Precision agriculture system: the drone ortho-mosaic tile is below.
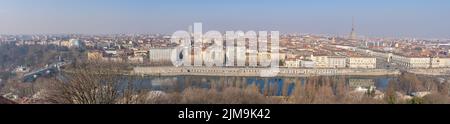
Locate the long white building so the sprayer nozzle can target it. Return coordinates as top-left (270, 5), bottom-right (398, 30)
top-left (347, 57), bottom-right (376, 69)
top-left (310, 55), bottom-right (347, 68)
top-left (149, 48), bottom-right (174, 63)
top-left (328, 56), bottom-right (347, 68)
top-left (359, 47), bottom-right (450, 68)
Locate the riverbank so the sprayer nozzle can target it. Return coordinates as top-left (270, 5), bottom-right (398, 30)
top-left (407, 68), bottom-right (450, 75)
top-left (132, 66), bottom-right (401, 77)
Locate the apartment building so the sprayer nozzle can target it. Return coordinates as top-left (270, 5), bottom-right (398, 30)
top-left (347, 57), bottom-right (376, 69)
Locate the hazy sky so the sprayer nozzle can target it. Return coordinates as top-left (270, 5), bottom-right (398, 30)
top-left (0, 0), bottom-right (449, 38)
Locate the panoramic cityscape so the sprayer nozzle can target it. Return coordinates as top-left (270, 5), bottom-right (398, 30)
top-left (1, 0), bottom-right (450, 104)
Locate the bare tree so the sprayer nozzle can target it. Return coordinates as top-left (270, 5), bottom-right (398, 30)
top-left (46, 62), bottom-right (142, 104)
top-left (385, 79), bottom-right (397, 104)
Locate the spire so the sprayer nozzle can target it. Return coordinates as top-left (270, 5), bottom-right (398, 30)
top-left (349, 17), bottom-right (357, 41)
top-left (352, 17), bottom-right (355, 31)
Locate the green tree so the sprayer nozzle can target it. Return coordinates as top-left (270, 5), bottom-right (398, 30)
top-left (408, 97), bottom-right (424, 104)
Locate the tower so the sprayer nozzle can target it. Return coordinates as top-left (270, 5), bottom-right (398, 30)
top-left (188, 25), bottom-right (193, 36)
top-left (349, 17), bottom-right (357, 41)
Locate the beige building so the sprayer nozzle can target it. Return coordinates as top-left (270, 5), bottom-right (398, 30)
top-left (284, 59), bottom-right (300, 68)
top-left (391, 54), bottom-right (409, 67)
top-left (258, 52), bottom-right (272, 66)
top-left (235, 46), bottom-right (247, 66)
top-left (149, 48), bottom-right (174, 64)
top-left (202, 50), bottom-right (224, 66)
top-left (311, 55), bottom-right (346, 68)
top-left (328, 56), bottom-right (347, 68)
top-left (347, 57), bottom-right (376, 69)
top-left (392, 55), bottom-right (430, 68)
top-left (356, 47), bottom-right (450, 69)
top-left (431, 58), bottom-right (450, 68)
top-left (408, 57), bottom-right (431, 68)
top-left (311, 55), bottom-right (329, 68)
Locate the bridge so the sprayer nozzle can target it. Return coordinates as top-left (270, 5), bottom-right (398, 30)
top-left (22, 62), bottom-right (69, 82)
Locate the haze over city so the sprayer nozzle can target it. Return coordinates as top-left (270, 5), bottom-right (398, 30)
top-left (3, 0), bottom-right (450, 110)
top-left (0, 0), bottom-right (449, 38)
top-left (3, 1), bottom-right (450, 123)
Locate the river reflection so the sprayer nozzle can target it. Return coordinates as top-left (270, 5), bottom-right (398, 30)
top-left (125, 76), bottom-right (395, 96)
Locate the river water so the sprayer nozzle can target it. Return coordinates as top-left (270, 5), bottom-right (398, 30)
top-left (123, 75), bottom-right (395, 96)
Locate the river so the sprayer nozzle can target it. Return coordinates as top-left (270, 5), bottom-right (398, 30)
top-left (122, 75), bottom-right (395, 96)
